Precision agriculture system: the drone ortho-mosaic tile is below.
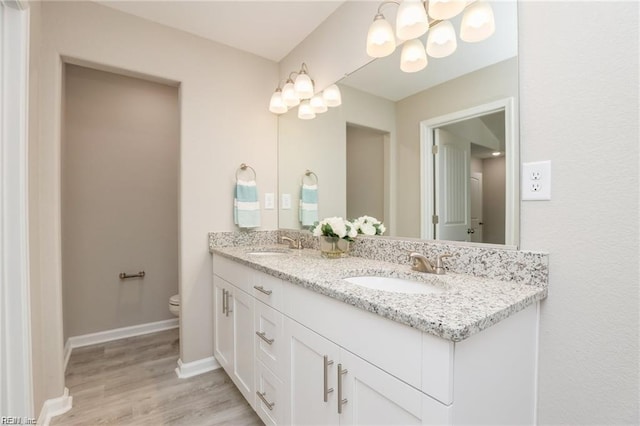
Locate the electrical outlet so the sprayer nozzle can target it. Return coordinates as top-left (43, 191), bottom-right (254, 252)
top-left (522, 161), bottom-right (551, 200)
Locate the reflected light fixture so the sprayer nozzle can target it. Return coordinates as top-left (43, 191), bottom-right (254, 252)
top-left (492, 151), bottom-right (501, 156)
top-left (268, 63), bottom-right (342, 119)
top-left (365, 0), bottom-right (496, 72)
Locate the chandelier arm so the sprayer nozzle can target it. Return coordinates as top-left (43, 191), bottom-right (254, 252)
top-left (376, 0), bottom-right (400, 15)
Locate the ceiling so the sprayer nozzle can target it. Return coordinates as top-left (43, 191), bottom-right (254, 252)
top-left (96, 0), bottom-right (346, 62)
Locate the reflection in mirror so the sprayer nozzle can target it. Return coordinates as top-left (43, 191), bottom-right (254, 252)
top-left (278, 1), bottom-right (518, 247)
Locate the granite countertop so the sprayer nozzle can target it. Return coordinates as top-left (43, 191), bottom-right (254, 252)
top-left (211, 245), bottom-right (547, 342)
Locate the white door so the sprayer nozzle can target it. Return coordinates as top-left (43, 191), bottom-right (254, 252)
top-left (435, 128), bottom-right (471, 242)
top-left (470, 172), bottom-right (483, 243)
top-left (232, 287), bottom-right (255, 405)
top-left (339, 350), bottom-right (451, 425)
top-left (285, 319), bottom-right (340, 425)
top-left (213, 276), bottom-right (233, 371)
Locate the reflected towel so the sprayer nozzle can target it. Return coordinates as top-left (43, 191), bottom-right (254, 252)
top-left (234, 179), bottom-right (260, 228)
top-left (299, 183), bottom-right (318, 227)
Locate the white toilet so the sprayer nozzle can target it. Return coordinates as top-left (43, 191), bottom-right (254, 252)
top-left (169, 294), bottom-right (180, 317)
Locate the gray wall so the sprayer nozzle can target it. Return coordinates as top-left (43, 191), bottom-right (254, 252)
top-left (346, 125), bottom-right (385, 221)
top-left (482, 156), bottom-right (505, 245)
top-left (519, 2), bottom-right (639, 423)
top-left (62, 64), bottom-right (179, 339)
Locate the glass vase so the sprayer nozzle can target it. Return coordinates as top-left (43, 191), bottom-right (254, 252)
top-left (319, 236), bottom-right (350, 259)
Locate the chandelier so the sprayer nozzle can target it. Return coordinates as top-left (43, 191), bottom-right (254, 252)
top-left (269, 63), bottom-right (342, 119)
top-left (366, 0), bottom-right (495, 72)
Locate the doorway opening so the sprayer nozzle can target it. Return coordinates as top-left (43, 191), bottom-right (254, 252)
top-left (419, 98), bottom-right (519, 246)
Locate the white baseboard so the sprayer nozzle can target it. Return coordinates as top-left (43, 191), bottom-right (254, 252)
top-left (64, 318), bottom-right (179, 371)
top-left (37, 387), bottom-right (72, 426)
top-left (175, 356), bottom-right (220, 379)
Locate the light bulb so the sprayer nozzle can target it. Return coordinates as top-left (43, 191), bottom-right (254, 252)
top-left (427, 0), bottom-right (467, 20)
top-left (322, 84), bottom-right (342, 107)
top-left (426, 20), bottom-right (457, 58)
top-left (396, 0), bottom-right (429, 40)
top-left (366, 15), bottom-right (395, 58)
top-left (310, 94), bottom-right (328, 113)
top-left (298, 100), bottom-right (316, 120)
top-left (400, 39), bottom-right (428, 73)
top-left (268, 89), bottom-right (287, 114)
top-left (460, 0), bottom-right (495, 42)
top-left (282, 80), bottom-right (300, 107)
top-left (294, 72), bottom-right (314, 99)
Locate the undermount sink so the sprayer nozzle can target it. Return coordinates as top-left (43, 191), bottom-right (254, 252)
top-left (344, 276), bottom-right (444, 295)
top-left (246, 248), bottom-right (291, 256)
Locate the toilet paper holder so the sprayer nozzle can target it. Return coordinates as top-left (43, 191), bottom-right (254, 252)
top-left (119, 271), bottom-right (145, 280)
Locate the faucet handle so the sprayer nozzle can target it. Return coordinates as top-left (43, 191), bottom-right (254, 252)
top-left (435, 253), bottom-right (453, 268)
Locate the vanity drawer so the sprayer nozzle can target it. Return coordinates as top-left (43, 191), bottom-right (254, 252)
top-left (254, 300), bottom-right (286, 379)
top-left (252, 271), bottom-right (283, 311)
top-left (213, 254), bottom-right (252, 293)
top-left (255, 359), bottom-right (286, 426)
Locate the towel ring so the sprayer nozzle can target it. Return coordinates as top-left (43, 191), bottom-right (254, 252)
top-left (302, 169), bottom-right (318, 185)
top-left (236, 163), bottom-right (257, 181)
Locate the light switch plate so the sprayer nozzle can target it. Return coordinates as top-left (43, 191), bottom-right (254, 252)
top-left (522, 161), bottom-right (551, 200)
top-left (264, 193), bottom-right (275, 209)
top-left (281, 193), bottom-right (291, 209)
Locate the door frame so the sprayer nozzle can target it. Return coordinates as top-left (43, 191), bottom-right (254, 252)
top-left (419, 98), bottom-right (519, 247)
top-left (0, 0), bottom-right (34, 417)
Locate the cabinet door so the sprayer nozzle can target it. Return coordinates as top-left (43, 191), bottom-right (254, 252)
top-left (339, 350), bottom-right (451, 426)
top-left (213, 275), bottom-right (233, 371)
top-left (285, 319), bottom-right (340, 426)
top-left (231, 287), bottom-right (255, 406)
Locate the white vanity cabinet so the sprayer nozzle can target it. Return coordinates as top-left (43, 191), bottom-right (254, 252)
top-left (212, 253), bottom-right (539, 425)
top-left (212, 262), bottom-right (255, 407)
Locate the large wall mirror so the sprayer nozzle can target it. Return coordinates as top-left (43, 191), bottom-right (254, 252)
top-left (278, 1), bottom-right (519, 247)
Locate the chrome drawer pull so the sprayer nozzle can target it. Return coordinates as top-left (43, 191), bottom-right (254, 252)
top-left (253, 285), bottom-right (273, 296)
top-left (222, 289), bottom-right (227, 314)
top-left (256, 391), bottom-right (275, 410)
top-left (256, 331), bottom-right (274, 345)
top-left (338, 363), bottom-right (348, 414)
top-left (323, 355), bottom-right (334, 402)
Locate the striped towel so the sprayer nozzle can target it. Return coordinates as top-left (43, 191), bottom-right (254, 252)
top-left (234, 179), bottom-right (260, 228)
top-left (299, 183), bottom-right (318, 227)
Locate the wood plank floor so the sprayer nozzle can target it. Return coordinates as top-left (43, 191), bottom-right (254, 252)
top-left (52, 328), bottom-right (263, 426)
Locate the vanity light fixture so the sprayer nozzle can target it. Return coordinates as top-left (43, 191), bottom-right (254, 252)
top-left (366, 0), bottom-right (495, 72)
top-left (268, 62), bottom-right (342, 118)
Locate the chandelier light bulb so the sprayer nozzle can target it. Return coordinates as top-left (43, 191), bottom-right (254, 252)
top-left (366, 14), bottom-right (396, 58)
top-left (400, 39), bottom-right (428, 73)
top-left (282, 80), bottom-right (300, 107)
top-left (298, 100), bottom-right (316, 120)
top-left (294, 72), bottom-right (314, 99)
top-left (322, 84), bottom-right (342, 107)
top-left (460, 0), bottom-right (495, 42)
top-left (427, 0), bottom-right (467, 20)
top-left (268, 89), bottom-right (288, 114)
top-left (395, 0), bottom-right (429, 40)
top-left (426, 20), bottom-right (458, 58)
top-left (310, 94), bottom-right (328, 113)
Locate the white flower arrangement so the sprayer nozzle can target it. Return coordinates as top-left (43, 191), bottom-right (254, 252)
top-left (353, 215), bottom-right (386, 236)
top-left (311, 217), bottom-right (358, 241)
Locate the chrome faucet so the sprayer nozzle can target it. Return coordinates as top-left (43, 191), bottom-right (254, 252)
top-left (409, 252), bottom-right (453, 275)
top-left (281, 236), bottom-right (302, 250)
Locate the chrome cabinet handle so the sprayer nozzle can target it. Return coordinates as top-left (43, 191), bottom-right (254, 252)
top-left (256, 391), bottom-right (275, 411)
top-left (256, 331), bottom-right (274, 345)
top-left (323, 355), bottom-right (334, 402)
top-left (222, 289), bottom-right (227, 314)
top-left (225, 290), bottom-right (232, 317)
top-left (337, 363), bottom-right (348, 414)
top-left (253, 285), bottom-right (273, 296)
